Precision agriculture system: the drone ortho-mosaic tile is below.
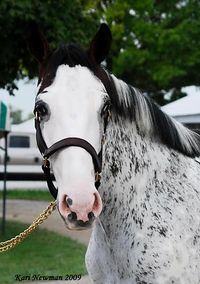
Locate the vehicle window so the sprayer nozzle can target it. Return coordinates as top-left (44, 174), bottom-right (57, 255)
top-left (9, 136), bottom-right (30, 148)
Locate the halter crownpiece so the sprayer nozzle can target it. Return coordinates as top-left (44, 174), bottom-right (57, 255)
top-left (34, 105), bottom-right (111, 199)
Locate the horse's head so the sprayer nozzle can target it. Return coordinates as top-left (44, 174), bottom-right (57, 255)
top-left (29, 24), bottom-right (112, 230)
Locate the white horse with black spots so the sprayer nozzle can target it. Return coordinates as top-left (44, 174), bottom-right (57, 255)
top-left (28, 23), bottom-right (200, 284)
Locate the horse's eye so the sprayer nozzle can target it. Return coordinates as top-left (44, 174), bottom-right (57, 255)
top-left (34, 101), bottom-right (48, 117)
top-left (101, 101), bottom-right (111, 117)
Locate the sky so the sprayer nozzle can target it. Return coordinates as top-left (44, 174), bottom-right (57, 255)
top-left (0, 78), bottom-right (200, 121)
top-left (0, 78), bottom-right (37, 120)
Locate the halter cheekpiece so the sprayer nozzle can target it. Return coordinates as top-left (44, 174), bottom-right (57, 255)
top-left (34, 105), bottom-right (111, 199)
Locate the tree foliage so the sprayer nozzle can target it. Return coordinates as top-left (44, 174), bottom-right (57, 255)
top-left (10, 108), bottom-right (23, 124)
top-left (85, 0), bottom-right (200, 104)
top-left (1, 0), bottom-right (200, 104)
top-left (0, 0), bottom-right (97, 95)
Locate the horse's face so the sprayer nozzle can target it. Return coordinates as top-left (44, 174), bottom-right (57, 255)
top-left (37, 65), bottom-right (109, 229)
top-left (29, 24), bottom-right (112, 230)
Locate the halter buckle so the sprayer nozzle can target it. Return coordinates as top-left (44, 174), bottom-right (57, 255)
top-left (43, 158), bottom-right (50, 168)
top-left (95, 172), bottom-right (101, 182)
top-left (35, 111), bottom-right (40, 122)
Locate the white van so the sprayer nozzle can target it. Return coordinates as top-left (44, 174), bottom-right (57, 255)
top-left (0, 119), bottom-right (45, 189)
top-left (0, 132), bottom-right (42, 165)
top-left (0, 119), bottom-right (42, 165)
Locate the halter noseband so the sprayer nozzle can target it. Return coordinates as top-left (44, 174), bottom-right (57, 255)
top-left (34, 106), bottom-right (111, 199)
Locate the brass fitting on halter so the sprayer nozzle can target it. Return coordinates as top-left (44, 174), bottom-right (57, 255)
top-left (43, 157), bottom-right (50, 168)
top-left (95, 172), bottom-right (101, 182)
top-left (35, 111), bottom-right (40, 122)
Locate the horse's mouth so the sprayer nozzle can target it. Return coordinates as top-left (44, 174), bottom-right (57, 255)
top-left (64, 219), bottom-right (94, 231)
top-left (59, 212), bottom-right (95, 231)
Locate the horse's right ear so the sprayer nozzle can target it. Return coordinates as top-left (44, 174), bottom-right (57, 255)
top-left (26, 22), bottom-right (49, 63)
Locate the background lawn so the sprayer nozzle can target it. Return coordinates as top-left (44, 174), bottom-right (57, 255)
top-left (0, 189), bottom-right (52, 201)
top-left (0, 220), bottom-right (87, 283)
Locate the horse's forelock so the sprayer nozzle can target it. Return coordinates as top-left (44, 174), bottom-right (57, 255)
top-left (37, 44), bottom-right (95, 94)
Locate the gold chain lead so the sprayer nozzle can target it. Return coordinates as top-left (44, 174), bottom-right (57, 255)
top-left (0, 201), bottom-right (57, 252)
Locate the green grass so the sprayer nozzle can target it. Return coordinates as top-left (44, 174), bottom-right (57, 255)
top-left (0, 220), bottom-right (87, 283)
top-left (0, 190), bottom-right (52, 201)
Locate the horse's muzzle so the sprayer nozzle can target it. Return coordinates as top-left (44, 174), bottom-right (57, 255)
top-left (57, 190), bottom-right (102, 230)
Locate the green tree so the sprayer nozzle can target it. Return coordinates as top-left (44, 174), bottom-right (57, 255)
top-left (0, 0), bottom-right (97, 95)
top-left (10, 109), bottom-right (23, 124)
top-left (85, 0), bottom-right (200, 104)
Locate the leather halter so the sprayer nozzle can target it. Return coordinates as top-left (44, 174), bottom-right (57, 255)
top-left (34, 108), bottom-right (111, 199)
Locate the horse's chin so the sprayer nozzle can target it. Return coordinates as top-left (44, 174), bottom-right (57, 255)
top-left (63, 220), bottom-right (94, 231)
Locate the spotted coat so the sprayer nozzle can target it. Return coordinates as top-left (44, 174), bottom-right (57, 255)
top-left (86, 118), bottom-right (200, 284)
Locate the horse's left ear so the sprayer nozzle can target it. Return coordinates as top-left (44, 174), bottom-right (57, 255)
top-left (88, 23), bottom-right (112, 64)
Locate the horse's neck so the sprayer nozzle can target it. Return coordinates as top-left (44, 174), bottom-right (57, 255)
top-left (102, 118), bottom-right (171, 185)
top-left (100, 118), bottom-right (190, 223)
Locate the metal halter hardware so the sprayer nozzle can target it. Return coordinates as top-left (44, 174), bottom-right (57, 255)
top-left (34, 108), bottom-right (111, 199)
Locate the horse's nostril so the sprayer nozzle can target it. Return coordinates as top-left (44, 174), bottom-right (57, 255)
top-left (88, 212), bottom-right (95, 221)
top-left (68, 211), bottom-right (77, 222)
top-left (66, 198), bottom-right (73, 207)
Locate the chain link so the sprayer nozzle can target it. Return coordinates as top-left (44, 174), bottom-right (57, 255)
top-left (0, 201), bottom-right (57, 252)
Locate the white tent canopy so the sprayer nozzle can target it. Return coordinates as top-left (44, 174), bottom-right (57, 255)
top-left (11, 118), bottom-right (35, 133)
top-left (161, 92), bottom-right (200, 124)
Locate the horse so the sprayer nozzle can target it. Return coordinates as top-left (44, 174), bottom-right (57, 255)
top-left (29, 23), bottom-right (200, 283)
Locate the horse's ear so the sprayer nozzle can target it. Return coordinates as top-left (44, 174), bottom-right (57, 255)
top-left (88, 23), bottom-right (112, 64)
top-left (26, 22), bottom-right (49, 63)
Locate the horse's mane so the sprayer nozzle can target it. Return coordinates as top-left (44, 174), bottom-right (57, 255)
top-left (108, 74), bottom-right (200, 158)
top-left (40, 44), bottom-right (200, 158)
